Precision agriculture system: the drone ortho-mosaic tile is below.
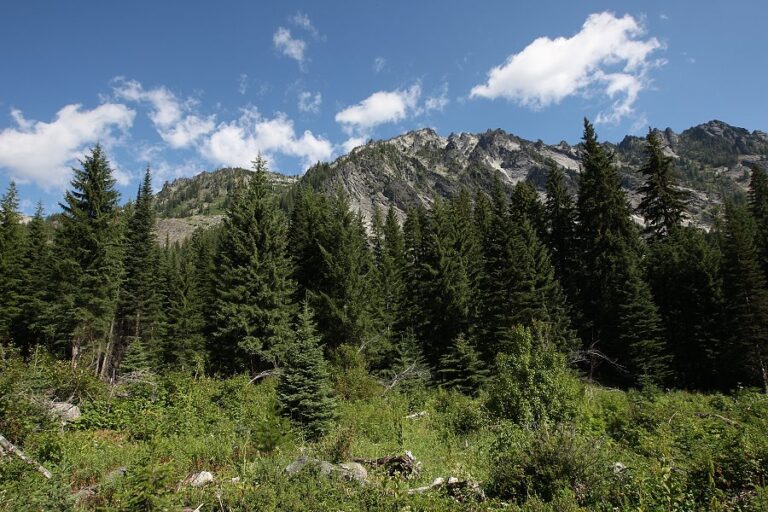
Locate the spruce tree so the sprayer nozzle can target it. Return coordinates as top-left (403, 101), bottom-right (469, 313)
top-left (0, 182), bottom-right (25, 346)
top-left (376, 207), bottom-right (406, 341)
top-left (277, 301), bottom-right (336, 439)
top-left (720, 201), bottom-right (768, 390)
top-left (636, 128), bottom-right (689, 240)
top-left (576, 119), bottom-right (669, 386)
top-left (212, 157), bottom-right (296, 372)
top-left (509, 180), bottom-right (546, 239)
top-left (117, 168), bottom-right (164, 372)
top-left (53, 145), bottom-right (122, 369)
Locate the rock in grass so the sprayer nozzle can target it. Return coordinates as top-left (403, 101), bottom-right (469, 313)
top-left (188, 471), bottom-right (214, 487)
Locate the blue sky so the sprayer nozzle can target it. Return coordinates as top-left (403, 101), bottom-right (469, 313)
top-left (1, 0), bottom-right (767, 213)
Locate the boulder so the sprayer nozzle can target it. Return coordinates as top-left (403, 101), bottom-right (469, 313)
top-left (338, 462), bottom-right (368, 482)
top-left (188, 471), bottom-right (214, 487)
top-left (49, 402), bottom-right (81, 423)
top-left (285, 456), bottom-right (368, 483)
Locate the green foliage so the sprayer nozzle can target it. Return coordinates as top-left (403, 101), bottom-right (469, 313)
top-left (277, 302), bottom-right (337, 439)
top-left (486, 326), bottom-right (580, 426)
top-left (0, 182), bottom-right (26, 346)
top-left (212, 157), bottom-right (296, 372)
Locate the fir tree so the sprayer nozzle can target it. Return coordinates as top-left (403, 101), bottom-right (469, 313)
top-left (647, 227), bottom-right (723, 389)
top-left (576, 119), bottom-right (669, 386)
top-left (0, 182), bottom-right (25, 345)
top-left (510, 180), bottom-right (546, 239)
top-left (53, 145), bottom-right (122, 370)
top-left (437, 333), bottom-right (488, 395)
top-left (636, 128), bottom-right (689, 240)
top-left (277, 301), bottom-right (337, 439)
top-left (544, 165), bottom-right (579, 306)
top-left (376, 207), bottom-right (406, 341)
top-left (16, 203), bottom-right (54, 354)
top-left (212, 157), bottom-right (296, 372)
top-left (720, 201), bottom-right (768, 390)
top-left (117, 168), bottom-right (164, 372)
top-left (749, 166), bottom-right (768, 276)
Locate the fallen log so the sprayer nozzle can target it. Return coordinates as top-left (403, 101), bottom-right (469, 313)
top-left (0, 433), bottom-right (52, 479)
top-left (407, 476), bottom-right (486, 502)
top-left (353, 450), bottom-right (421, 478)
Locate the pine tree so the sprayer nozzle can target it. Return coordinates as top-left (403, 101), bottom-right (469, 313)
top-left (576, 119), bottom-right (669, 386)
top-left (277, 301), bottom-right (336, 439)
top-left (0, 182), bottom-right (25, 346)
top-left (510, 180), bottom-right (546, 239)
top-left (376, 207), bottom-right (406, 341)
top-left (437, 333), bottom-right (488, 395)
top-left (720, 201), bottom-right (768, 390)
top-left (16, 203), bottom-right (54, 354)
top-left (117, 168), bottom-right (164, 372)
top-left (636, 128), bottom-right (689, 240)
top-left (53, 145), bottom-right (122, 370)
top-left (212, 157), bottom-right (296, 372)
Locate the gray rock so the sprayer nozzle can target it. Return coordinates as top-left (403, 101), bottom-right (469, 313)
top-left (188, 471), bottom-right (214, 487)
top-left (49, 401), bottom-right (80, 423)
top-left (338, 462), bottom-right (368, 482)
top-left (285, 456), bottom-right (368, 482)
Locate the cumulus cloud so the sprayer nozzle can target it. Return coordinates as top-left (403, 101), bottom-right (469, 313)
top-left (470, 12), bottom-right (663, 124)
top-left (0, 103), bottom-right (134, 188)
top-left (113, 78), bottom-right (214, 148)
top-left (298, 91), bottom-right (322, 114)
top-left (335, 84), bottom-right (421, 134)
top-left (201, 108), bottom-right (333, 171)
top-left (273, 27), bottom-right (307, 69)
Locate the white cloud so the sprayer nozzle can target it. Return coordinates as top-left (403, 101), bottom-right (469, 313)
top-left (341, 136), bottom-right (368, 154)
top-left (335, 84), bottom-right (421, 133)
top-left (273, 27), bottom-right (307, 69)
top-left (0, 103), bottom-right (134, 189)
top-left (238, 74), bottom-right (248, 95)
top-left (470, 12), bottom-right (663, 124)
top-left (373, 57), bottom-right (386, 73)
top-left (424, 83), bottom-right (450, 113)
top-left (291, 12), bottom-right (323, 40)
top-left (201, 108), bottom-right (333, 171)
top-left (113, 78), bottom-right (214, 148)
top-left (298, 91), bottom-right (322, 114)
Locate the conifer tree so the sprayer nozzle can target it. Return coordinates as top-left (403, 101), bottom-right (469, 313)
top-left (636, 128), bottom-right (689, 240)
top-left (437, 333), bottom-right (488, 395)
top-left (0, 182), bottom-right (25, 345)
top-left (647, 227), bottom-right (723, 389)
top-left (161, 247), bottom-right (206, 371)
top-left (277, 301), bottom-right (336, 439)
top-left (509, 180), bottom-right (546, 238)
top-left (376, 207), bottom-right (406, 340)
top-left (16, 203), bottom-right (54, 354)
top-left (576, 119), bottom-right (669, 385)
top-left (545, 165), bottom-right (579, 305)
top-left (749, 166), bottom-right (768, 276)
top-left (53, 145), bottom-right (122, 369)
top-left (212, 157), bottom-right (296, 372)
top-left (118, 168), bottom-right (164, 372)
top-left (720, 201), bottom-right (768, 390)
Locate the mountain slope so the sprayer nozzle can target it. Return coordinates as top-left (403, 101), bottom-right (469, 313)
top-left (154, 120), bottom-right (768, 241)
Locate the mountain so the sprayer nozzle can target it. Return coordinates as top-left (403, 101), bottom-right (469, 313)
top-left (154, 120), bottom-right (768, 242)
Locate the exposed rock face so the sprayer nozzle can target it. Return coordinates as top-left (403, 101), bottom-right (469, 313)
top-left (154, 120), bottom-right (768, 238)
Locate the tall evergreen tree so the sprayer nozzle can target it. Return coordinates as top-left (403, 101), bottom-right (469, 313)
top-left (211, 157), bottom-right (296, 372)
top-left (0, 182), bottom-right (25, 346)
top-left (376, 207), bottom-right (406, 341)
top-left (749, 166), bottom-right (768, 276)
top-left (437, 333), bottom-right (488, 395)
top-left (576, 119), bottom-right (669, 386)
top-left (509, 180), bottom-right (546, 239)
top-left (277, 301), bottom-right (337, 439)
top-left (53, 145), bottom-right (122, 370)
top-left (117, 168), bottom-right (164, 373)
top-left (544, 165), bottom-right (579, 306)
top-left (720, 201), bottom-right (768, 390)
top-left (636, 128), bottom-right (689, 240)
top-left (16, 203), bottom-right (54, 354)
top-left (647, 227), bottom-right (723, 389)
